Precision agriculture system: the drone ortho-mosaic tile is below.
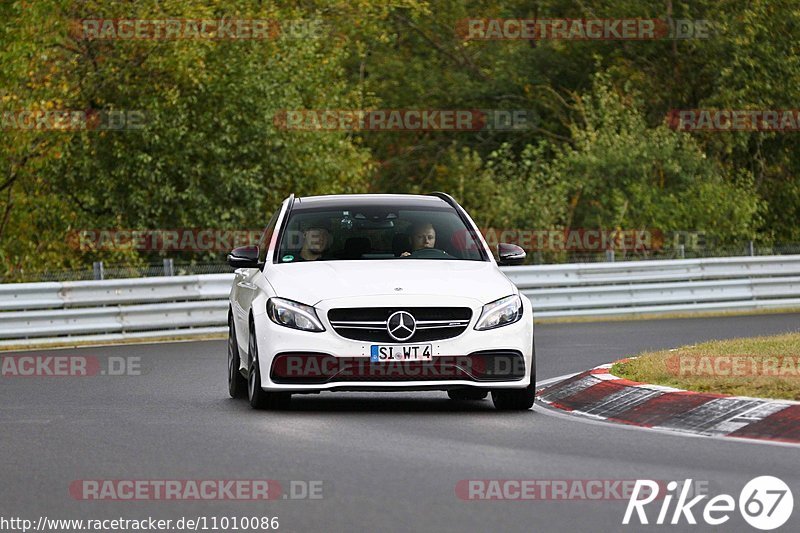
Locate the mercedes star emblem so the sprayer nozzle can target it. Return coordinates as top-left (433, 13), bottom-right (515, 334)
top-left (386, 311), bottom-right (416, 341)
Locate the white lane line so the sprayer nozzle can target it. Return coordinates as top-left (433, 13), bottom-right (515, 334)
top-left (535, 373), bottom-right (580, 388)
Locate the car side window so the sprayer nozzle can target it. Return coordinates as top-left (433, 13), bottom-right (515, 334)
top-left (258, 210), bottom-right (280, 263)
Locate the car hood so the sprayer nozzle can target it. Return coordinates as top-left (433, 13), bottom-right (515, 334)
top-left (265, 260), bottom-right (516, 306)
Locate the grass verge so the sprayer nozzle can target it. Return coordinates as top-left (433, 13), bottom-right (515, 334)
top-left (612, 332), bottom-right (800, 401)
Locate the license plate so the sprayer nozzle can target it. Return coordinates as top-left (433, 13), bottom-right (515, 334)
top-left (370, 344), bottom-right (432, 362)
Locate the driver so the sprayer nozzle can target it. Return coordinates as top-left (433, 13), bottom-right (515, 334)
top-left (298, 220), bottom-right (331, 261)
top-left (401, 222), bottom-right (436, 257)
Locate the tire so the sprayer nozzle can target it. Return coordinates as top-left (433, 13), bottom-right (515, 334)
top-left (228, 313), bottom-right (247, 398)
top-left (491, 384), bottom-right (536, 410)
top-left (247, 321), bottom-right (291, 410)
top-left (491, 335), bottom-right (537, 411)
top-left (447, 389), bottom-right (488, 401)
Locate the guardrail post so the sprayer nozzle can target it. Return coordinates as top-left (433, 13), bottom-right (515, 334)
top-left (92, 261), bottom-right (104, 280)
top-left (605, 249), bottom-right (615, 262)
top-left (163, 258), bottom-right (174, 276)
top-left (679, 244), bottom-right (685, 259)
top-left (748, 241), bottom-right (754, 256)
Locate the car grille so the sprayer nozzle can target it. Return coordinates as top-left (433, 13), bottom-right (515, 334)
top-left (327, 307), bottom-right (472, 343)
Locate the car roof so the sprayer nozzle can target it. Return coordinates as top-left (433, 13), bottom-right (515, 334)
top-left (292, 193), bottom-right (450, 210)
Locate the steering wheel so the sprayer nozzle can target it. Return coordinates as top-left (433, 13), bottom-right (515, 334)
top-left (408, 247), bottom-right (451, 259)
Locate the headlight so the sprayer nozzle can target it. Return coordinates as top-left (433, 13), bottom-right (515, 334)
top-left (267, 298), bottom-right (325, 332)
top-left (474, 295), bottom-right (523, 330)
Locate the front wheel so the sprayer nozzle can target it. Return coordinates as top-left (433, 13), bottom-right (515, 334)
top-left (248, 324), bottom-right (291, 410)
top-left (491, 384), bottom-right (536, 410)
top-left (228, 314), bottom-right (247, 398)
top-left (492, 332), bottom-right (537, 411)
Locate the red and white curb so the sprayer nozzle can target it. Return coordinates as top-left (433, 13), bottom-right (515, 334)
top-left (536, 362), bottom-right (800, 445)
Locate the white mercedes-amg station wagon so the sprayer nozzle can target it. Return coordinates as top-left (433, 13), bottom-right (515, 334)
top-left (227, 193), bottom-right (535, 410)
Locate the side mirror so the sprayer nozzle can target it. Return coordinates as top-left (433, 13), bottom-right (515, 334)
top-left (497, 243), bottom-right (526, 266)
top-left (227, 246), bottom-right (261, 269)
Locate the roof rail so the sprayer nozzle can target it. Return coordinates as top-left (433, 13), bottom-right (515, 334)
top-left (428, 191), bottom-right (458, 207)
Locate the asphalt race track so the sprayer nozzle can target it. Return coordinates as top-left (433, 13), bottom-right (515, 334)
top-left (2, 313), bottom-right (799, 533)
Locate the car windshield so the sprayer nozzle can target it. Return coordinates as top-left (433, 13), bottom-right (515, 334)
top-left (276, 202), bottom-right (486, 263)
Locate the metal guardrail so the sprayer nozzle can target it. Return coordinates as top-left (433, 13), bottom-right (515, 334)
top-left (507, 255), bottom-right (800, 318)
top-left (1, 256), bottom-right (800, 347)
top-left (0, 275), bottom-right (233, 347)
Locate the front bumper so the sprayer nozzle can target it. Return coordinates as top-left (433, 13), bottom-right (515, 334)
top-left (252, 294), bottom-right (534, 392)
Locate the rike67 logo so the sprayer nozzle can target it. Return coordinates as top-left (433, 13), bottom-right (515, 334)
top-left (624, 477), bottom-right (793, 530)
